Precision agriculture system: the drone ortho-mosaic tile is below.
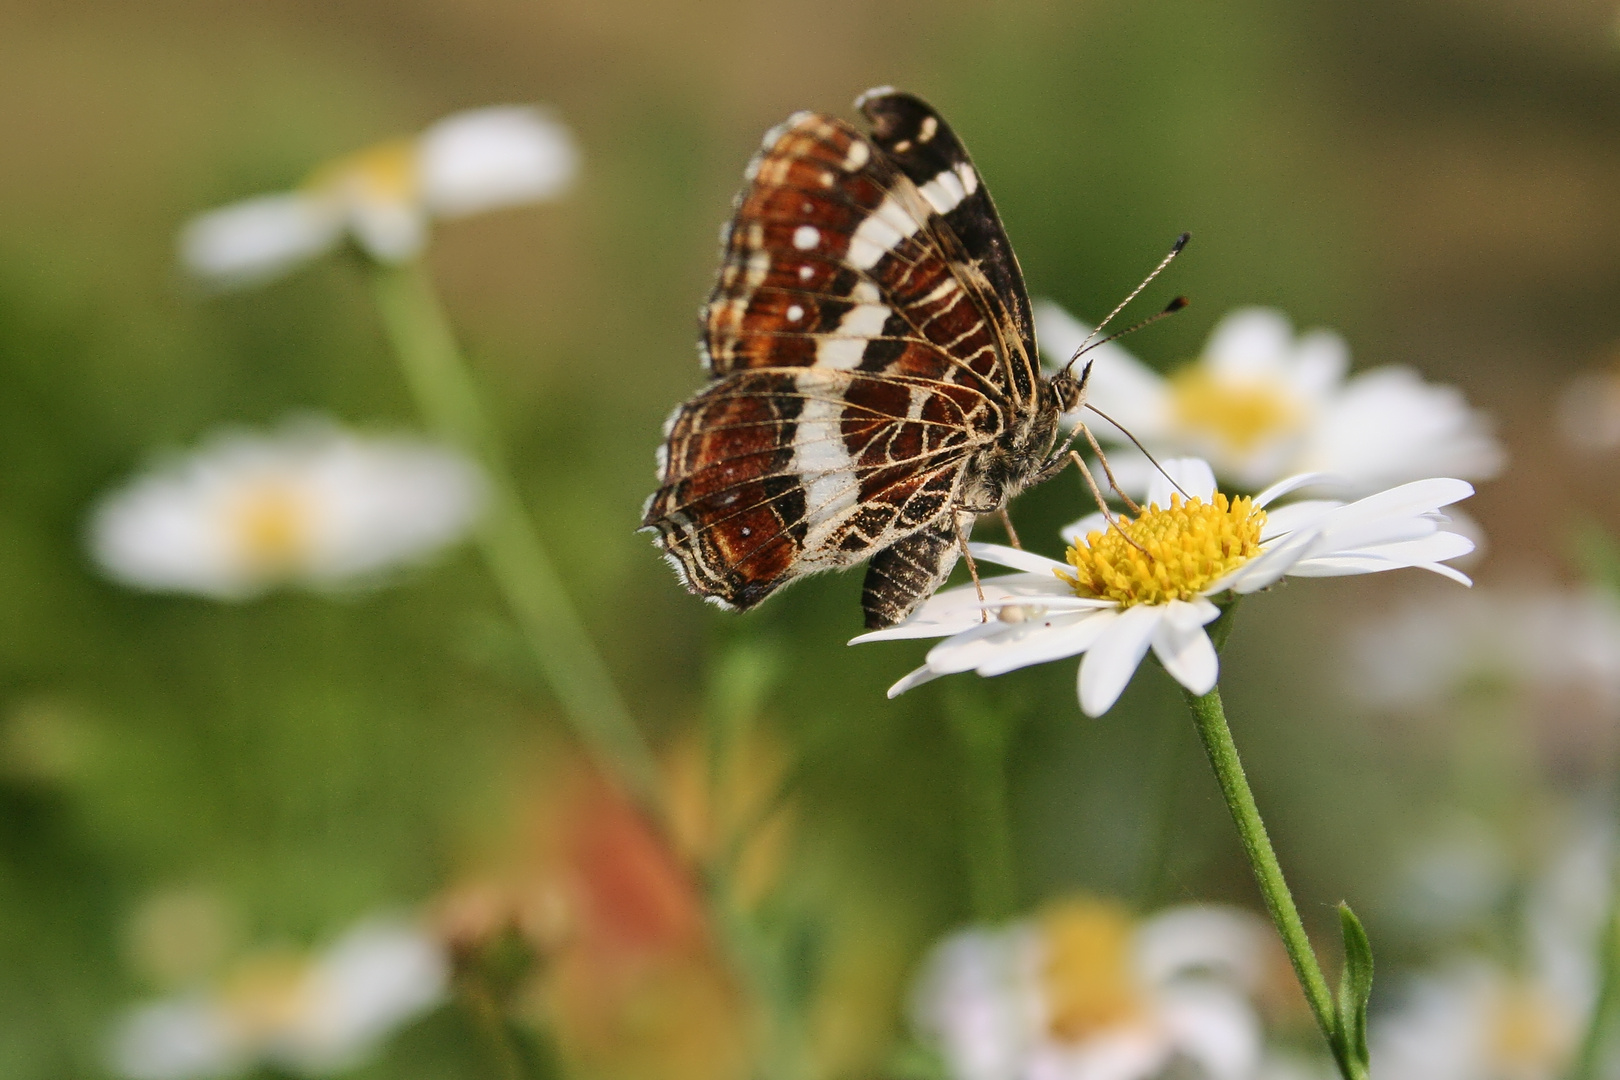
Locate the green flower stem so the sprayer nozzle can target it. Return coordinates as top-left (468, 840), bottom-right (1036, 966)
top-left (1182, 683), bottom-right (1366, 1080)
top-left (455, 971), bottom-right (529, 1080)
top-left (1571, 893), bottom-right (1620, 1080)
top-left (370, 260), bottom-right (663, 817)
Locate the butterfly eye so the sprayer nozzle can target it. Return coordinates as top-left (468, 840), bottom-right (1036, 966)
top-left (1050, 372), bottom-right (1083, 414)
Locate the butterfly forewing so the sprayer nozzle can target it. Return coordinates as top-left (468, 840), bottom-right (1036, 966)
top-left (644, 91), bottom-right (1055, 627)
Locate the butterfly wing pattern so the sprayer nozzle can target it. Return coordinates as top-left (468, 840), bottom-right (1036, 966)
top-left (642, 88), bottom-right (1079, 629)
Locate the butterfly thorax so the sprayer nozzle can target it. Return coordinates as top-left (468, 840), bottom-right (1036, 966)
top-left (959, 381), bottom-right (1066, 513)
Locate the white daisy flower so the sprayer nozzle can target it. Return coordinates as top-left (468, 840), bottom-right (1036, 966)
top-left (911, 897), bottom-right (1269, 1080)
top-left (853, 458), bottom-right (1475, 717)
top-left (1345, 585), bottom-right (1620, 712)
top-left (109, 917), bottom-right (449, 1079)
top-left (180, 105), bottom-right (579, 287)
top-left (89, 418), bottom-right (486, 599)
top-left (1034, 301), bottom-right (1503, 496)
top-left (1371, 817), bottom-right (1615, 1080)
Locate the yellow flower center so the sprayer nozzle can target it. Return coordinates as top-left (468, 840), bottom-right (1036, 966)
top-left (1168, 367), bottom-right (1303, 455)
top-left (1059, 492), bottom-right (1265, 607)
top-left (1489, 982), bottom-right (1572, 1069)
top-left (1038, 899), bottom-right (1145, 1041)
top-left (220, 951), bottom-right (315, 1039)
top-left (305, 137), bottom-right (418, 204)
top-left (227, 482), bottom-right (316, 574)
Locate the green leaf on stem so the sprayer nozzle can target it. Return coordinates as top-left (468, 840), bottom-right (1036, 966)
top-left (1335, 902), bottom-right (1374, 1069)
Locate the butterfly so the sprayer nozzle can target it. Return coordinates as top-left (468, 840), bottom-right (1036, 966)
top-left (641, 87), bottom-right (1085, 629)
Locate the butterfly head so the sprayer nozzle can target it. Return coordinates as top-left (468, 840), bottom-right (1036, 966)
top-left (1048, 368), bottom-right (1084, 415)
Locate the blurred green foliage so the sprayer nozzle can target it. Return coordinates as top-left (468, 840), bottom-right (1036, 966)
top-left (2, 0), bottom-right (1619, 1076)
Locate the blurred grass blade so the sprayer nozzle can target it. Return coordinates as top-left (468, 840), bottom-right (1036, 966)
top-left (369, 260), bottom-right (663, 817)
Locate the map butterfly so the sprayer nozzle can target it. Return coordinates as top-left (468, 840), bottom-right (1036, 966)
top-left (642, 88), bottom-right (1086, 629)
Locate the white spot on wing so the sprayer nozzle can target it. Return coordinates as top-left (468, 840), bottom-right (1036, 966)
top-left (956, 163), bottom-right (978, 195)
top-left (851, 280), bottom-right (881, 304)
top-left (798, 264), bottom-right (815, 281)
top-left (786, 304), bottom-right (804, 322)
top-left (918, 168), bottom-right (968, 215)
top-left (815, 303), bottom-right (891, 369)
top-left (793, 225), bottom-right (820, 250)
top-left (842, 141), bottom-right (870, 171)
top-left (792, 371), bottom-right (859, 544)
top-left (847, 194), bottom-right (922, 269)
top-left (918, 116), bottom-right (938, 143)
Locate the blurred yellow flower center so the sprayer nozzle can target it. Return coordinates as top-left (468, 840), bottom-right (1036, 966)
top-left (1059, 492), bottom-right (1264, 606)
top-left (1489, 983), bottom-right (1571, 1068)
top-left (220, 951), bottom-right (314, 1038)
top-left (1039, 899), bottom-right (1144, 1040)
top-left (228, 483), bottom-right (316, 572)
top-left (1169, 367), bottom-right (1303, 454)
top-left (306, 138), bottom-right (418, 204)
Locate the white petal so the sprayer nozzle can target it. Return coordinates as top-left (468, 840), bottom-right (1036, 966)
top-left (348, 197), bottom-right (429, 262)
top-left (1312, 513), bottom-right (1440, 556)
top-left (1154, 984), bottom-right (1262, 1080)
top-left (975, 609), bottom-right (1120, 676)
top-left (417, 105), bottom-right (580, 217)
top-left (1150, 601), bottom-right (1221, 695)
top-left (1299, 367), bottom-right (1504, 493)
top-left (1146, 458), bottom-right (1217, 508)
top-left (888, 664), bottom-right (943, 697)
top-left (1134, 905), bottom-right (1271, 991)
top-left (1288, 532), bottom-right (1475, 580)
top-left (1291, 328), bottom-right (1351, 397)
top-left (850, 574), bottom-right (1074, 643)
top-left (1203, 308), bottom-right (1294, 377)
top-left (909, 927), bottom-right (1043, 1080)
top-left (1257, 499), bottom-right (1341, 541)
top-left (1078, 605), bottom-right (1163, 716)
top-left (1319, 478), bottom-right (1474, 531)
top-left (925, 620), bottom-right (1034, 674)
top-left (108, 997), bottom-right (242, 1080)
top-left (87, 419), bottom-right (485, 599)
top-left (178, 193), bottom-right (341, 288)
top-left (1210, 528), bottom-right (1321, 595)
top-left (1253, 472), bottom-right (1347, 508)
top-left (968, 542), bottom-right (1069, 575)
top-left (281, 919), bottom-right (448, 1070)
top-left (1060, 511), bottom-right (1111, 546)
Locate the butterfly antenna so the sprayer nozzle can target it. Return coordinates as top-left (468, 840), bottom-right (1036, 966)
top-left (1084, 402), bottom-right (1192, 501)
top-left (1064, 232), bottom-right (1190, 375)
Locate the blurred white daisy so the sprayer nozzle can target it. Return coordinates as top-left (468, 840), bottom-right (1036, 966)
top-left (911, 896), bottom-right (1269, 1080)
top-left (854, 459), bottom-right (1475, 716)
top-left (1035, 302), bottom-right (1503, 496)
top-left (89, 418), bottom-right (486, 599)
top-left (180, 105), bottom-right (579, 287)
top-left (109, 917), bottom-right (449, 1080)
top-left (1345, 585), bottom-right (1620, 712)
top-left (1371, 816), bottom-right (1616, 1080)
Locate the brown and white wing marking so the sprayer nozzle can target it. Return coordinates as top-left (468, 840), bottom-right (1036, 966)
top-left (643, 96), bottom-right (1034, 626)
top-left (856, 88), bottom-right (1041, 410)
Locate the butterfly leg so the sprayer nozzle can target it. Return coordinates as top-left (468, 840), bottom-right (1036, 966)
top-left (1068, 449), bottom-right (1149, 555)
top-left (1078, 423), bottom-right (1143, 515)
top-left (953, 508), bottom-right (988, 623)
top-left (996, 507), bottom-right (1023, 550)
